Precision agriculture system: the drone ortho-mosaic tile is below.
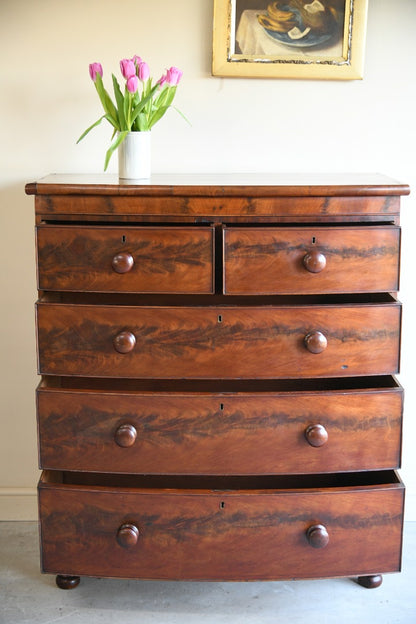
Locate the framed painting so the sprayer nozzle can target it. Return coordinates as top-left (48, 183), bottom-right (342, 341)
top-left (212, 0), bottom-right (368, 79)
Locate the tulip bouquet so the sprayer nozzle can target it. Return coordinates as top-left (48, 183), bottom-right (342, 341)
top-left (77, 56), bottom-right (184, 170)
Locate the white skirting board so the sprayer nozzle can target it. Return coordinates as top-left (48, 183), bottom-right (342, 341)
top-left (0, 488), bottom-right (38, 521)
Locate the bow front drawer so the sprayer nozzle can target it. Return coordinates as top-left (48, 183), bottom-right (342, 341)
top-left (36, 225), bottom-right (215, 294)
top-left (37, 378), bottom-right (403, 475)
top-left (224, 227), bottom-right (400, 294)
top-left (36, 299), bottom-right (401, 379)
top-left (38, 470), bottom-right (404, 581)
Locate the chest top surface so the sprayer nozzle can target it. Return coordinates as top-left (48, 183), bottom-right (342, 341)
top-left (26, 172), bottom-right (410, 197)
top-left (25, 173), bottom-right (409, 225)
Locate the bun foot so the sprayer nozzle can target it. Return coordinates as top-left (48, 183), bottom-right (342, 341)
top-left (56, 575), bottom-right (80, 590)
top-left (356, 574), bottom-right (383, 589)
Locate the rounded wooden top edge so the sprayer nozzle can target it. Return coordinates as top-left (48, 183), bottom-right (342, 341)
top-left (25, 182), bottom-right (38, 195)
top-left (25, 175), bottom-right (411, 198)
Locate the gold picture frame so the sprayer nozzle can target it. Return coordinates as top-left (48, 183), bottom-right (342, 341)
top-left (212, 0), bottom-right (368, 79)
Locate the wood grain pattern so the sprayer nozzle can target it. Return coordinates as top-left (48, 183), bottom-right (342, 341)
top-left (36, 302), bottom-right (401, 379)
top-left (34, 195), bottom-right (400, 222)
top-left (37, 226), bottom-right (214, 294)
top-left (25, 172), bottom-right (411, 197)
top-left (224, 226), bottom-right (400, 294)
top-left (37, 384), bottom-right (403, 474)
top-left (27, 174), bottom-right (409, 586)
top-left (38, 470), bottom-right (404, 580)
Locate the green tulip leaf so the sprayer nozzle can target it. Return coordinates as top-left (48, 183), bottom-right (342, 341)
top-left (130, 84), bottom-right (160, 127)
top-left (104, 130), bottom-right (128, 171)
top-left (148, 106), bottom-right (169, 130)
top-left (172, 105), bottom-right (191, 126)
top-left (76, 115), bottom-right (107, 143)
top-left (112, 74), bottom-right (126, 130)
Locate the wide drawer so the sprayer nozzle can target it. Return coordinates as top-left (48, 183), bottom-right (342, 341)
top-left (224, 226), bottom-right (400, 294)
top-left (38, 470), bottom-right (404, 581)
top-left (36, 225), bottom-right (215, 294)
top-left (36, 299), bottom-right (401, 379)
top-left (37, 378), bottom-right (403, 475)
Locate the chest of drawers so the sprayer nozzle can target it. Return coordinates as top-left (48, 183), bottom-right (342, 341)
top-left (26, 173), bottom-right (409, 591)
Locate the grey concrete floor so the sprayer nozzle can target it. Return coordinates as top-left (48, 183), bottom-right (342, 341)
top-left (1, 521), bottom-right (415, 624)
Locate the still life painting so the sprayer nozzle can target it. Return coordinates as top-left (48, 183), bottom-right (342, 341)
top-left (212, 0), bottom-right (368, 79)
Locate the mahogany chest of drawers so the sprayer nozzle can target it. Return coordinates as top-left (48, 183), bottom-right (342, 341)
top-left (26, 173), bottom-right (409, 590)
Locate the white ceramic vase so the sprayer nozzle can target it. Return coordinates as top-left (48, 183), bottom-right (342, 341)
top-left (118, 131), bottom-right (151, 180)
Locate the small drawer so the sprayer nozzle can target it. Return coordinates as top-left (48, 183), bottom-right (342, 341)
top-left (36, 299), bottom-right (401, 379)
top-left (37, 225), bottom-right (214, 294)
top-left (224, 226), bottom-right (400, 294)
top-left (38, 470), bottom-right (404, 581)
top-left (37, 378), bottom-right (403, 475)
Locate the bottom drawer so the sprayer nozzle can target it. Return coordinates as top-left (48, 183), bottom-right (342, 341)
top-left (38, 470), bottom-right (404, 581)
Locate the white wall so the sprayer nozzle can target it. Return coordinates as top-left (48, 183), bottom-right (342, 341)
top-left (1, 0), bottom-right (415, 519)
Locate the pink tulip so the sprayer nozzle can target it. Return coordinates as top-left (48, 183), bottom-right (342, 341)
top-left (120, 58), bottom-right (136, 79)
top-left (89, 62), bottom-right (103, 82)
top-left (157, 73), bottom-right (168, 87)
top-left (131, 55), bottom-right (142, 67)
top-left (126, 74), bottom-right (139, 93)
top-left (166, 67), bottom-right (183, 86)
top-left (137, 61), bottom-right (150, 81)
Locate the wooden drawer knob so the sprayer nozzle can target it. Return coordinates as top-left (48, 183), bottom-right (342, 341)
top-left (305, 424), bottom-right (328, 447)
top-left (113, 331), bottom-right (136, 354)
top-left (116, 523), bottom-right (140, 548)
top-left (306, 524), bottom-right (329, 549)
top-left (304, 330), bottom-right (327, 354)
top-left (112, 252), bottom-right (134, 274)
top-left (115, 423), bottom-right (137, 447)
top-left (303, 250), bottom-right (326, 273)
